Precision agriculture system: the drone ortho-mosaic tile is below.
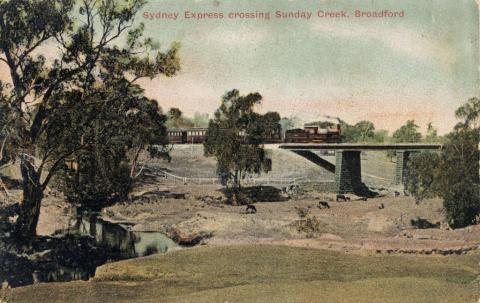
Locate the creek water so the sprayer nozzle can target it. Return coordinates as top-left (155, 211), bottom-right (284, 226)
top-left (73, 215), bottom-right (178, 258)
top-left (1, 215), bottom-right (178, 288)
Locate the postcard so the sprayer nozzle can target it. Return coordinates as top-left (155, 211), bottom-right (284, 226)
top-left (0, 0), bottom-right (479, 302)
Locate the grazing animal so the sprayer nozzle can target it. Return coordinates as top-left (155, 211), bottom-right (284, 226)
top-left (318, 201), bottom-right (330, 209)
top-left (336, 194), bottom-right (350, 202)
top-left (378, 203), bottom-right (385, 209)
top-left (394, 191), bottom-right (400, 197)
top-left (246, 204), bottom-right (257, 214)
top-left (287, 185), bottom-right (299, 195)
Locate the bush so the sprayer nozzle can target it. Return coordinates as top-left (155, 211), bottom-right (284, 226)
top-left (295, 206), bottom-right (310, 218)
top-left (403, 125), bottom-right (479, 228)
top-left (223, 186), bottom-right (287, 205)
top-left (295, 215), bottom-right (322, 238)
top-left (437, 127), bottom-right (479, 228)
top-left (61, 157), bottom-right (132, 210)
top-left (405, 152), bottom-right (440, 203)
top-left (442, 186), bottom-right (479, 228)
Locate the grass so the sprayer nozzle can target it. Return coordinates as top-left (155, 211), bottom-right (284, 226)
top-left (149, 145), bottom-right (398, 189)
top-left (150, 145), bottom-right (334, 180)
top-left (5, 245), bottom-right (479, 303)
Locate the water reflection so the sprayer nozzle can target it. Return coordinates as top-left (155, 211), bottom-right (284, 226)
top-left (74, 216), bottom-right (178, 258)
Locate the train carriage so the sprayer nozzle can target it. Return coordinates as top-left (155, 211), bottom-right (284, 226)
top-left (166, 129), bottom-right (185, 144)
top-left (167, 123), bottom-right (341, 144)
top-left (167, 128), bottom-right (208, 144)
top-left (186, 128), bottom-right (208, 144)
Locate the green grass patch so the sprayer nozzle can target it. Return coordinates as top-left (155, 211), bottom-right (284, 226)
top-left (5, 245), bottom-right (480, 303)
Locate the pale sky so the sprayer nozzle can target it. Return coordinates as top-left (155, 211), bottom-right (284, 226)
top-left (1, 0), bottom-right (478, 134)
top-left (137, 0), bottom-right (479, 134)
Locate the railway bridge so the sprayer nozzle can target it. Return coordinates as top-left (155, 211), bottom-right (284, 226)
top-left (279, 143), bottom-right (442, 194)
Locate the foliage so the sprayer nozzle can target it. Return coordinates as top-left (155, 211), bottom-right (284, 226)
top-left (437, 126), bottom-right (479, 228)
top-left (405, 152), bottom-right (440, 202)
top-left (392, 120), bottom-right (422, 143)
top-left (0, 87), bottom-right (16, 170)
top-left (455, 97), bottom-right (480, 129)
top-left (166, 107), bottom-right (194, 128)
top-left (55, 83), bottom-right (171, 209)
top-left (353, 121), bottom-right (375, 142)
top-left (403, 102), bottom-right (479, 228)
top-left (340, 120), bottom-right (387, 143)
top-left (295, 206), bottom-right (310, 218)
top-left (424, 122), bottom-right (440, 143)
top-left (372, 129), bottom-right (389, 143)
top-left (295, 215), bottom-right (322, 238)
top-left (386, 120), bottom-right (423, 159)
top-left (204, 89), bottom-right (280, 205)
top-left (0, 0), bottom-right (180, 238)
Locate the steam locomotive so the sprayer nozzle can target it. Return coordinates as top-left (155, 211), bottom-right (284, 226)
top-left (167, 124), bottom-right (341, 144)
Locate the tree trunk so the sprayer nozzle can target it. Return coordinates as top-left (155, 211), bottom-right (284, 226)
top-left (129, 147), bottom-right (143, 179)
top-left (231, 170), bottom-right (240, 206)
top-left (15, 156), bottom-right (44, 240)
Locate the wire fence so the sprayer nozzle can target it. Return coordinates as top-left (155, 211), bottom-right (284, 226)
top-left (153, 170), bottom-right (334, 187)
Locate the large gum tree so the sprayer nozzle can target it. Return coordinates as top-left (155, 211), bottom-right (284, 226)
top-left (204, 89), bottom-right (280, 205)
top-left (0, 0), bottom-right (180, 240)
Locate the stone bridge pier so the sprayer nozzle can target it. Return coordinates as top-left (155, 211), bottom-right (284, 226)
top-left (279, 143), bottom-right (442, 195)
top-left (395, 151), bottom-right (413, 186)
top-left (335, 151), bottom-right (362, 193)
top-left (335, 150), bottom-right (419, 193)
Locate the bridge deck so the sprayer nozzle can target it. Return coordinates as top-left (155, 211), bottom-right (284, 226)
top-left (279, 143), bottom-right (442, 151)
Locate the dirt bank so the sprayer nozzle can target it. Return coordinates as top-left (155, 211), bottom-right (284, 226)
top-left (96, 177), bottom-right (480, 255)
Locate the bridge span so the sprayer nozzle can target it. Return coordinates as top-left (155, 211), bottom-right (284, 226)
top-left (278, 143), bottom-right (442, 151)
top-left (279, 143), bottom-right (442, 194)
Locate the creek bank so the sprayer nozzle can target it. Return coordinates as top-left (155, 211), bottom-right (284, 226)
top-left (0, 233), bottom-right (111, 288)
top-left (0, 208), bottom-right (181, 288)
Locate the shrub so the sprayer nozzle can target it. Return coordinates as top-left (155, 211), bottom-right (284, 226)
top-left (437, 127), bottom-right (479, 228)
top-left (295, 215), bottom-right (322, 238)
top-left (405, 152), bottom-right (440, 203)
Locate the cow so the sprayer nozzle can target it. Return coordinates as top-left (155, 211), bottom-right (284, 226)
top-left (318, 201), bottom-right (330, 209)
top-left (336, 194), bottom-right (350, 202)
top-left (246, 204), bottom-right (257, 214)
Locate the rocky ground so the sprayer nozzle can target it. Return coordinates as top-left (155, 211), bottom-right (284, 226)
top-left (3, 168), bottom-right (479, 260)
top-left (1, 149), bottom-right (479, 301)
top-left (95, 172), bottom-right (480, 256)
top-left (1, 165), bottom-right (480, 303)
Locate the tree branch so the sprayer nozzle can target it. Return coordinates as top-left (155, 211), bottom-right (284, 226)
top-left (41, 143), bottom-right (89, 190)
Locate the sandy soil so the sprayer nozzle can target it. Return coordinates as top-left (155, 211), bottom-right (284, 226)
top-left (4, 147), bottom-right (477, 255)
top-left (91, 177), bottom-right (480, 255)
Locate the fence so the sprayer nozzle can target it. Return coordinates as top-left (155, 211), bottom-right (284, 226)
top-left (153, 170), bottom-right (333, 187)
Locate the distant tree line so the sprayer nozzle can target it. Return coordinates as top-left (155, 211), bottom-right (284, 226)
top-left (165, 108), bottom-right (210, 129)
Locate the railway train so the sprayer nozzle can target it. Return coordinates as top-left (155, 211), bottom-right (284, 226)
top-left (283, 125), bottom-right (342, 143)
top-left (167, 124), bottom-right (341, 144)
